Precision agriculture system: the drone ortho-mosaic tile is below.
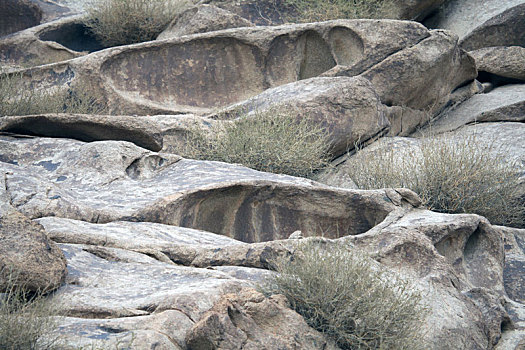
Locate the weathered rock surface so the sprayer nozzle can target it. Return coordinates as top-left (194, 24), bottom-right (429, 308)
top-left (357, 30), bottom-right (477, 116)
top-left (216, 76), bottom-right (389, 156)
top-left (157, 4), bottom-right (254, 40)
top-left (186, 288), bottom-right (338, 350)
top-left (461, 3), bottom-right (525, 52)
top-left (0, 136), bottom-right (400, 242)
top-left (499, 226), bottom-right (525, 304)
top-left (203, 0), bottom-right (293, 26)
top-left (30, 0), bottom-right (76, 23)
top-left (0, 15), bottom-right (103, 67)
top-left (0, 205), bottom-right (66, 292)
top-left (343, 209), bottom-right (510, 349)
top-left (423, 0), bottom-right (525, 44)
top-left (322, 122), bottom-right (525, 191)
top-left (0, 114), bottom-right (163, 151)
top-left (427, 85), bottom-right (525, 133)
top-left (6, 20), bottom-right (436, 115)
top-left (471, 46), bottom-right (525, 83)
top-left (0, 0), bottom-right (42, 38)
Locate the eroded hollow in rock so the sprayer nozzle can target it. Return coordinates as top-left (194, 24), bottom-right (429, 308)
top-left (102, 37), bottom-right (266, 109)
top-left (477, 71), bottom-right (525, 88)
top-left (38, 22), bottom-right (105, 53)
top-left (137, 184), bottom-right (393, 243)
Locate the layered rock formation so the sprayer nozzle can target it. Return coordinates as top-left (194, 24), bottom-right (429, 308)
top-left (1, 0), bottom-right (524, 349)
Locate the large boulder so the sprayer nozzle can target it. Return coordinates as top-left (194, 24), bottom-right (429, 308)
top-left (471, 46), bottom-right (525, 84)
top-left (5, 20), bottom-right (435, 115)
top-left (215, 76), bottom-right (389, 157)
top-left (0, 136), bottom-right (401, 242)
top-left (157, 4), bottom-right (254, 40)
top-left (0, 206), bottom-right (66, 293)
top-left (423, 0), bottom-right (525, 45)
top-left (186, 288), bottom-right (337, 349)
top-left (460, 3), bottom-right (525, 52)
top-left (393, 0), bottom-right (447, 20)
top-left (0, 0), bottom-right (42, 38)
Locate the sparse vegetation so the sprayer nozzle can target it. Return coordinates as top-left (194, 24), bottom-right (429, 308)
top-left (344, 135), bottom-right (525, 228)
top-left (182, 108), bottom-right (332, 178)
top-left (83, 0), bottom-right (190, 47)
top-left (0, 72), bottom-right (107, 116)
top-left (262, 240), bottom-right (427, 350)
top-left (0, 269), bottom-right (61, 350)
top-left (284, 0), bottom-right (398, 22)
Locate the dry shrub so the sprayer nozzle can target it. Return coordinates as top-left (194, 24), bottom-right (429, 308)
top-left (345, 134), bottom-right (525, 228)
top-left (0, 269), bottom-right (61, 350)
top-left (0, 72), bottom-right (107, 116)
top-left (83, 0), bottom-right (190, 47)
top-left (262, 240), bottom-right (427, 350)
top-left (285, 0), bottom-right (398, 22)
top-left (182, 108), bottom-right (332, 178)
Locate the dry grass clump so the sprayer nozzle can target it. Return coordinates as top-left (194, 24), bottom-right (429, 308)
top-left (0, 72), bottom-right (107, 116)
top-left (345, 135), bottom-right (525, 228)
top-left (262, 240), bottom-right (427, 350)
top-left (182, 109), bottom-right (332, 178)
top-left (285, 0), bottom-right (398, 22)
top-left (83, 0), bottom-right (190, 47)
top-left (0, 270), bottom-right (61, 350)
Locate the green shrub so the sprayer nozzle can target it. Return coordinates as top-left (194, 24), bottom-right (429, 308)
top-left (0, 270), bottom-right (61, 350)
top-left (83, 0), bottom-right (190, 47)
top-left (0, 72), bottom-right (107, 116)
top-left (284, 0), bottom-right (398, 22)
top-left (182, 109), bottom-right (332, 178)
top-left (262, 240), bottom-right (427, 350)
top-left (344, 135), bottom-right (525, 228)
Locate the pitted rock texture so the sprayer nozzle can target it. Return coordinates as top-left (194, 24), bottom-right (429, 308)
top-left (0, 0), bottom-right (42, 38)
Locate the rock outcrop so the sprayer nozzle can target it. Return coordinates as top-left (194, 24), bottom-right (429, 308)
top-left (0, 0), bottom-right (42, 38)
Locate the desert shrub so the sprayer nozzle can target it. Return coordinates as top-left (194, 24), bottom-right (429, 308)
top-left (262, 240), bottom-right (427, 350)
top-left (0, 72), bottom-right (107, 116)
top-left (0, 270), bottom-right (61, 350)
top-left (345, 135), bottom-right (525, 228)
top-left (284, 0), bottom-right (398, 22)
top-left (182, 109), bottom-right (332, 178)
top-left (83, 0), bottom-right (190, 47)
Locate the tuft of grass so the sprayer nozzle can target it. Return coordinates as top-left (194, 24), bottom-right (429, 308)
top-left (0, 269), bottom-right (61, 350)
top-left (344, 134), bottom-right (525, 228)
top-left (284, 0), bottom-right (398, 23)
top-left (83, 0), bottom-right (190, 47)
top-left (182, 108), bottom-right (332, 178)
top-left (262, 240), bottom-right (427, 350)
top-left (0, 72), bottom-right (107, 116)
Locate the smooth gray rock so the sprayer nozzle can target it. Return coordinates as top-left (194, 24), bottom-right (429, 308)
top-left (427, 85), bottom-right (525, 133)
top-left (423, 0), bottom-right (525, 42)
